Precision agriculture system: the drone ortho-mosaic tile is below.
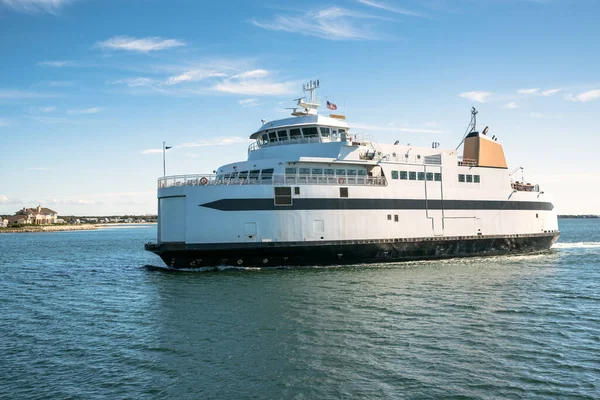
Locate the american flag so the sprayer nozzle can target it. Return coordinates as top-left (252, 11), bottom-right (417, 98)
top-left (326, 101), bottom-right (337, 111)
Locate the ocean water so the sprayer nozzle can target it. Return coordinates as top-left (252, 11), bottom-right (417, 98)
top-left (0, 220), bottom-right (598, 399)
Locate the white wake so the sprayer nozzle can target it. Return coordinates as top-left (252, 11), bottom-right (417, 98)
top-left (552, 242), bottom-right (600, 249)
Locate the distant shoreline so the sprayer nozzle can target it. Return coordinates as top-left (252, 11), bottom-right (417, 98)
top-left (0, 222), bottom-right (156, 234)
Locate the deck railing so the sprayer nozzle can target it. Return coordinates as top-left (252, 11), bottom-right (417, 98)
top-left (158, 173), bottom-right (387, 189)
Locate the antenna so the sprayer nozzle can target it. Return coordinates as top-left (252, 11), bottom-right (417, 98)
top-left (455, 107), bottom-right (479, 151)
top-left (303, 79), bottom-right (320, 104)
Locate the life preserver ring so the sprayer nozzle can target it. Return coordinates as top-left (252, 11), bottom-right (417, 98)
top-left (199, 177), bottom-right (208, 185)
top-left (338, 177), bottom-right (345, 184)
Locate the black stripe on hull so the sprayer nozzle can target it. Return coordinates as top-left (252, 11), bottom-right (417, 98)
top-left (200, 198), bottom-right (554, 211)
top-left (146, 233), bottom-right (560, 269)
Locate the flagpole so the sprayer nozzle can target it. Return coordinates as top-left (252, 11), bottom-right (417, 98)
top-left (163, 141), bottom-right (166, 177)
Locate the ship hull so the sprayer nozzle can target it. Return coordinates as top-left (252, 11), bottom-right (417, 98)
top-left (146, 232), bottom-right (559, 269)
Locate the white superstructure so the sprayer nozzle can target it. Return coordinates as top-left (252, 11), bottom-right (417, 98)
top-left (147, 81), bottom-right (559, 268)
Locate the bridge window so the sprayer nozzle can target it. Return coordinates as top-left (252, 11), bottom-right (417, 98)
top-left (347, 170), bottom-right (357, 177)
top-left (426, 172), bottom-right (434, 181)
top-left (458, 174), bottom-right (465, 182)
top-left (249, 170), bottom-right (260, 181)
top-left (285, 168), bottom-right (296, 176)
top-left (290, 128), bottom-right (301, 140)
top-left (261, 133), bottom-right (268, 144)
top-left (277, 130), bottom-right (289, 141)
top-left (238, 171), bottom-right (248, 180)
top-left (274, 187), bottom-right (292, 206)
top-left (409, 171), bottom-right (417, 180)
top-left (466, 175), bottom-right (473, 183)
top-left (311, 168), bottom-right (323, 176)
top-left (320, 127), bottom-right (330, 138)
top-left (303, 127), bottom-right (319, 138)
top-left (418, 172), bottom-right (425, 181)
top-left (268, 132), bottom-right (277, 143)
top-left (474, 175), bottom-right (480, 183)
top-left (391, 171), bottom-right (399, 180)
top-left (400, 171), bottom-right (408, 180)
top-left (324, 168), bottom-right (335, 176)
top-left (336, 169), bottom-right (346, 177)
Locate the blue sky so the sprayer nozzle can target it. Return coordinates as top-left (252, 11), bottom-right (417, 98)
top-left (0, 0), bottom-right (598, 215)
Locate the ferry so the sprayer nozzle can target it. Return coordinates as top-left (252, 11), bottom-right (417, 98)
top-left (145, 81), bottom-right (559, 269)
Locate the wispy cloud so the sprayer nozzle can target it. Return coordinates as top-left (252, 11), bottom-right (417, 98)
top-left (141, 136), bottom-right (248, 154)
top-left (353, 122), bottom-right (444, 134)
top-left (542, 88), bottom-right (562, 96)
top-left (459, 91), bottom-right (491, 103)
top-left (517, 88), bottom-right (540, 95)
top-left (357, 0), bottom-right (423, 17)
top-left (165, 70), bottom-right (227, 85)
top-left (27, 167), bottom-right (50, 171)
top-left (503, 102), bottom-right (519, 109)
top-left (213, 70), bottom-right (296, 96)
top-left (39, 106), bottom-right (55, 112)
top-left (239, 98), bottom-right (259, 107)
top-left (67, 107), bottom-right (102, 114)
top-left (565, 89), bottom-right (600, 103)
top-left (0, 194), bottom-right (23, 205)
top-left (0, 117), bottom-right (10, 127)
top-left (42, 197), bottom-right (98, 205)
top-left (252, 7), bottom-right (386, 40)
top-left (37, 60), bottom-right (75, 67)
top-left (48, 80), bottom-right (75, 87)
top-left (96, 36), bottom-right (185, 53)
top-left (0, 89), bottom-right (54, 99)
top-left (528, 112), bottom-right (563, 118)
top-left (26, 116), bottom-right (73, 124)
top-left (0, 0), bottom-right (75, 15)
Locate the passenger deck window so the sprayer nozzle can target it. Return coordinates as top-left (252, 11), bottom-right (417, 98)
top-left (238, 171), bottom-right (248, 180)
top-left (474, 175), bottom-right (481, 183)
top-left (336, 169), bottom-right (346, 177)
top-left (392, 171), bottom-right (399, 180)
top-left (466, 175), bottom-right (473, 183)
top-left (458, 174), bottom-right (465, 182)
top-left (434, 173), bottom-right (442, 182)
top-left (347, 170), bottom-right (357, 177)
top-left (409, 171), bottom-right (417, 181)
top-left (302, 127), bottom-right (319, 138)
top-left (290, 128), bottom-right (301, 140)
top-left (426, 172), bottom-right (434, 181)
top-left (311, 168), bottom-right (323, 176)
top-left (249, 170), bottom-right (260, 181)
top-left (400, 171), bottom-right (408, 180)
top-left (285, 168), bottom-right (296, 176)
top-left (418, 172), bottom-right (425, 181)
top-left (299, 168), bottom-right (310, 175)
top-left (261, 168), bottom-right (274, 181)
top-left (357, 170), bottom-right (367, 176)
top-left (324, 169), bottom-right (335, 175)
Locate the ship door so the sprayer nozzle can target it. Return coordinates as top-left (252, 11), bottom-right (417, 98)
top-left (425, 166), bottom-right (444, 236)
top-left (244, 222), bottom-right (257, 242)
